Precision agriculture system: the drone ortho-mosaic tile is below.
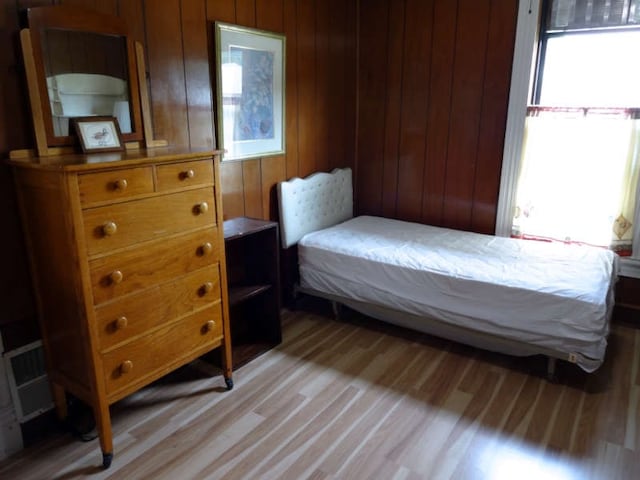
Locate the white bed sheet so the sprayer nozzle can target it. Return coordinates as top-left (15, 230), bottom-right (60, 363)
top-left (298, 216), bottom-right (618, 371)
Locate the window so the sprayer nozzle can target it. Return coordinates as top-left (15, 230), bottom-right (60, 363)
top-left (505, 0), bottom-right (640, 267)
top-left (535, 0), bottom-right (640, 107)
top-left (537, 30), bottom-right (640, 107)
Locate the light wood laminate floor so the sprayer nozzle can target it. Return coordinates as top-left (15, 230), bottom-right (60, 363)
top-left (1, 302), bottom-right (639, 479)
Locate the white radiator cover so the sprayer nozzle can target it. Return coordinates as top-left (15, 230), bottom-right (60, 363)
top-left (3, 340), bottom-right (53, 423)
top-left (0, 333), bottom-right (22, 460)
top-left (0, 406), bottom-right (21, 461)
top-left (1, 336), bottom-right (55, 460)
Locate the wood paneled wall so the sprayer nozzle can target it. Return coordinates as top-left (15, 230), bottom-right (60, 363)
top-left (1, 0), bottom-right (357, 215)
top-left (204, 0), bottom-right (357, 220)
top-left (0, 0), bottom-right (356, 345)
top-left (44, 30), bottom-right (128, 79)
top-left (1, 0), bottom-right (638, 349)
top-left (357, 0), bottom-right (518, 235)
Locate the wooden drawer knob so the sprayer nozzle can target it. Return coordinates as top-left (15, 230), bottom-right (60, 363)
top-left (120, 360), bottom-right (133, 374)
top-left (109, 270), bottom-right (124, 285)
top-left (102, 221), bottom-right (118, 236)
top-left (112, 179), bottom-right (128, 191)
top-left (199, 242), bottom-right (213, 256)
top-left (181, 169), bottom-right (195, 180)
top-left (200, 282), bottom-right (214, 295)
top-left (195, 202), bottom-right (209, 214)
top-left (115, 316), bottom-right (128, 330)
top-left (205, 320), bottom-right (216, 332)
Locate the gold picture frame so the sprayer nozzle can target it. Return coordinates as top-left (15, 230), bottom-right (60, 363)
top-left (215, 22), bottom-right (286, 161)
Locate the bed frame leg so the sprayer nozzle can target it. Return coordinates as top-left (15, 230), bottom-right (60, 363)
top-left (546, 357), bottom-right (558, 383)
top-left (290, 285), bottom-right (301, 311)
top-left (331, 301), bottom-right (342, 320)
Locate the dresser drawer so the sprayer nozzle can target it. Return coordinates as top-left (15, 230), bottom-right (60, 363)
top-left (83, 188), bottom-right (216, 256)
top-left (156, 160), bottom-right (213, 192)
top-left (102, 304), bottom-right (223, 397)
top-left (89, 228), bottom-right (220, 304)
top-left (95, 266), bottom-right (221, 352)
top-left (78, 167), bottom-right (154, 206)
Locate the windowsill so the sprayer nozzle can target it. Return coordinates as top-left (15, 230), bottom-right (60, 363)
top-left (619, 257), bottom-right (640, 279)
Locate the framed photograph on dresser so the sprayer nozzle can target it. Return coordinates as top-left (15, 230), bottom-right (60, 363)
top-left (214, 22), bottom-right (285, 161)
top-left (73, 116), bottom-right (124, 153)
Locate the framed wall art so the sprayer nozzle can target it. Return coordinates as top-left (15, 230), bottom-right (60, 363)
top-left (215, 22), bottom-right (285, 161)
top-left (73, 116), bottom-right (124, 153)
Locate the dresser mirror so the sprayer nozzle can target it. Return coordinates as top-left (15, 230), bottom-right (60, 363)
top-left (23, 6), bottom-right (143, 154)
top-left (42, 29), bottom-right (131, 137)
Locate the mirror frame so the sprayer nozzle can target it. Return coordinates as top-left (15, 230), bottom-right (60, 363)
top-left (25, 6), bottom-right (143, 149)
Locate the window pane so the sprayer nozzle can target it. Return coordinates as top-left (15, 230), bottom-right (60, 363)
top-left (514, 112), bottom-right (639, 249)
top-left (539, 31), bottom-right (640, 107)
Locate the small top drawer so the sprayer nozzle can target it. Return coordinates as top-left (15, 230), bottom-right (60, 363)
top-left (156, 160), bottom-right (213, 192)
top-left (78, 167), bottom-right (154, 206)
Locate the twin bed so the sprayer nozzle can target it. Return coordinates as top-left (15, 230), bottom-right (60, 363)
top-left (278, 168), bottom-right (618, 374)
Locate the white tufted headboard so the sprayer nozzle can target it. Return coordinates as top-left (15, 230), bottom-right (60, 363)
top-left (277, 168), bottom-right (353, 248)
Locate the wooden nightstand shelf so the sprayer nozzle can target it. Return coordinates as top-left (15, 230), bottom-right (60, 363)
top-left (223, 217), bottom-right (282, 366)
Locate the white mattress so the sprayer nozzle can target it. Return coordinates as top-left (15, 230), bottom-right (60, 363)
top-left (298, 216), bottom-right (618, 371)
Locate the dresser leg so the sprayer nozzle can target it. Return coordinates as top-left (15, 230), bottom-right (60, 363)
top-left (102, 452), bottom-right (113, 469)
top-left (221, 334), bottom-right (233, 390)
top-left (224, 376), bottom-right (234, 390)
top-left (51, 383), bottom-right (67, 420)
top-left (93, 403), bottom-right (113, 469)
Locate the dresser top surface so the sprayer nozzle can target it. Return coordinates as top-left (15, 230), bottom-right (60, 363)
top-left (7, 147), bottom-right (222, 172)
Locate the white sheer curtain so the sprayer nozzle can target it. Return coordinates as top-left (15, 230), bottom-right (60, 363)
top-left (513, 107), bottom-right (640, 255)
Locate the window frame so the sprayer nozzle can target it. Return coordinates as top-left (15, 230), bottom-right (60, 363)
top-left (496, 0), bottom-right (640, 278)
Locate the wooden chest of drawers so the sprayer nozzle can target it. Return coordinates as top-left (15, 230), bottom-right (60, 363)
top-left (9, 148), bottom-right (232, 468)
